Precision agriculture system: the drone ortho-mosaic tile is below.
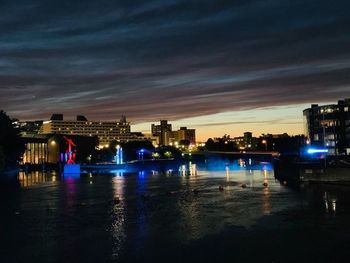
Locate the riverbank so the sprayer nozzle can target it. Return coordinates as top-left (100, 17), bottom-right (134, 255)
top-left (274, 156), bottom-right (350, 184)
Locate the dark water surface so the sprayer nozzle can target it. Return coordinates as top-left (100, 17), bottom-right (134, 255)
top-left (1, 161), bottom-right (350, 262)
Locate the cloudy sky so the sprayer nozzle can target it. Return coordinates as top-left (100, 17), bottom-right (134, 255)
top-left (1, 0), bottom-right (350, 140)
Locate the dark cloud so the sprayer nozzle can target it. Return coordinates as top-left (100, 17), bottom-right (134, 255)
top-left (1, 0), bottom-right (350, 122)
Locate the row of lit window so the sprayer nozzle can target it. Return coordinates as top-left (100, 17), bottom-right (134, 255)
top-left (51, 128), bottom-right (129, 133)
top-left (51, 121), bottom-right (129, 126)
top-left (51, 125), bottom-right (129, 129)
top-left (51, 127), bottom-right (130, 131)
top-left (319, 107), bottom-right (349, 114)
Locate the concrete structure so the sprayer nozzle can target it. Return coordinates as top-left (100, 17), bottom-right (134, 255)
top-left (40, 114), bottom-right (138, 146)
top-left (303, 99), bottom-right (350, 154)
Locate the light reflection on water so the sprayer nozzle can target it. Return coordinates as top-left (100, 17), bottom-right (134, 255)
top-left (18, 170), bottom-right (59, 187)
top-left (4, 160), bottom-right (350, 262)
top-left (111, 175), bottom-right (126, 258)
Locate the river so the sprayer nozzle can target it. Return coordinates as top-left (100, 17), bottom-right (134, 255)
top-left (1, 159), bottom-right (350, 262)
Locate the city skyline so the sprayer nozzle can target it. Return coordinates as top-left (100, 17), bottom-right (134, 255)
top-left (7, 101), bottom-right (333, 141)
top-left (1, 0), bottom-right (350, 140)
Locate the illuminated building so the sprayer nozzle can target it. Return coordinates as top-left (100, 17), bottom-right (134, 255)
top-left (151, 120), bottom-right (172, 146)
top-left (40, 114), bottom-right (139, 146)
top-left (174, 127), bottom-right (196, 145)
top-left (233, 132), bottom-right (254, 150)
top-left (151, 121), bottom-right (196, 146)
top-left (303, 99), bottom-right (350, 154)
top-left (21, 134), bottom-right (51, 164)
top-left (21, 134), bottom-right (97, 165)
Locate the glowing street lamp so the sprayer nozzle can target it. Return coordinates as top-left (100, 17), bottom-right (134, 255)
top-left (262, 139), bottom-right (267, 151)
top-left (138, 149), bottom-right (145, 160)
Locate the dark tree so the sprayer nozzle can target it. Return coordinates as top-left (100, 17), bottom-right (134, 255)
top-left (179, 139), bottom-right (190, 147)
top-left (0, 111), bottom-right (25, 171)
top-left (205, 137), bottom-right (238, 152)
top-left (155, 146), bottom-right (183, 159)
top-left (205, 138), bottom-right (215, 151)
top-left (122, 140), bottom-right (155, 161)
top-left (0, 146), bottom-right (5, 171)
top-left (94, 148), bottom-right (115, 163)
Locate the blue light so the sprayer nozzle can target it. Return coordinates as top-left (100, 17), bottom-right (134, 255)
top-left (110, 169), bottom-right (126, 176)
top-left (138, 149), bottom-right (145, 160)
top-left (138, 170), bottom-right (145, 178)
top-left (115, 146), bottom-right (123, 164)
top-left (307, 148), bottom-right (329, 154)
top-left (63, 164), bottom-right (81, 176)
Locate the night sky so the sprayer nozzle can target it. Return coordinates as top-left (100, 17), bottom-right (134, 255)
top-left (1, 0), bottom-right (350, 140)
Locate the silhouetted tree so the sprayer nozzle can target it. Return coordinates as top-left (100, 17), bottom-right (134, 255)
top-left (0, 111), bottom-right (25, 171)
top-left (179, 139), bottom-right (190, 147)
top-left (122, 140), bottom-right (154, 161)
top-left (155, 146), bottom-right (182, 159)
top-left (205, 138), bottom-right (215, 151)
top-left (94, 148), bottom-right (115, 163)
top-left (205, 136), bottom-right (238, 152)
top-left (0, 146), bottom-right (5, 171)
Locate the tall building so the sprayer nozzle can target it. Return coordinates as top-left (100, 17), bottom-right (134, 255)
top-left (151, 120), bottom-right (172, 146)
top-left (176, 127), bottom-right (196, 144)
top-left (303, 99), bottom-right (350, 154)
top-left (40, 114), bottom-right (137, 146)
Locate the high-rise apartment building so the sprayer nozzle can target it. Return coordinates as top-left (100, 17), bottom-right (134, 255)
top-left (303, 99), bottom-right (350, 154)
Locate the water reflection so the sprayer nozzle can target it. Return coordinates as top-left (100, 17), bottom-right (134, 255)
top-left (18, 170), bottom-right (59, 187)
top-left (65, 174), bottom-right (76, 210)
top-left (262, 169), bottom-right (271, 215)
top-left (324, 192), bottom-right (337, 214)
top-left (7, 159), bottom-right (350, 262)
top-left (225, 166), bottom-right (230, 182)
top-left (179, 162), bottom-right (197, 177)
top-left (111, 175), bottom-right (126, 259)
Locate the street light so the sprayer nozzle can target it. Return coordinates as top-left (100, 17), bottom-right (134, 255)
top-left (138, 149), bottom-right (145, 161)
top-left (262, 139), bottom-right (267, 151)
